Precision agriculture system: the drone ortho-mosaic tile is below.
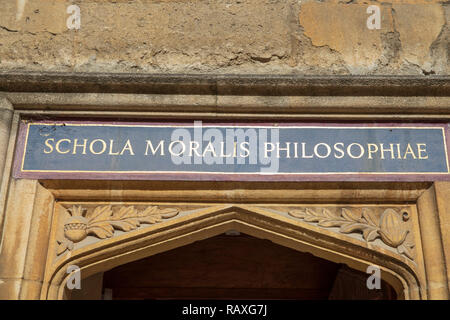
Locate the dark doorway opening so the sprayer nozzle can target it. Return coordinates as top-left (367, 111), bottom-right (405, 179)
top-left (99, 233), bottom-right (397, 300)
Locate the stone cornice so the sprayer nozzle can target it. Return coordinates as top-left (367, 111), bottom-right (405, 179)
top-left (0, 71), bottom-right (449, 96)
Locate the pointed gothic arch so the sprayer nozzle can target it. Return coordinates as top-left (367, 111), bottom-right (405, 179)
top-left (41, 203), bottom-right (422, 300)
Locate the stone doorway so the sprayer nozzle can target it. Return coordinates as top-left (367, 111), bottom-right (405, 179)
top-left (69, 233), bottom-right (397, 300)
top-left (3, 180), bottom-right (441, 300)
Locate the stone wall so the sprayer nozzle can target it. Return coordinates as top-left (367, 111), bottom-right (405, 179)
top-left (0, 0), bottom-right (448, 75)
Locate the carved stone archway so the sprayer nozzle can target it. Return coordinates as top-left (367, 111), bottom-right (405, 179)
top-left (3, 179), bottom-right (447, 300)
top-left (41, 200), bottom-right (423, 300)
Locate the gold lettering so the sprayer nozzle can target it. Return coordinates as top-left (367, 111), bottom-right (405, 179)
top-left (202, 141), bottom-right (217, 157)
top-left (120, 140), bottom-right (135, 155)
top-left (72, 139), bottom-right (87, 155)
top-left (276, 142), bottom-right (290, 158)
top-left (396, 144), bottom-right (402, 159)
top-left (417, 143), bottom-right (428, 159)
top-left (380, 143), bottom-right (395, 160)
top-left (168, 141), bottom-right (185, 156)
top-left (240, 142), bottom-right (250, 158)
top-left (55, 139), bottom-right (71, 154)
top-left (108, 140), bottom-right (120, 155)
top-left (89, 139), bottom-right (107, 155)
top-left (403, 143), bottom-right (417, 159)
top-left (145, 140), bottom-right (165, 156)
top-left (264, 143), bottom-right (275, 158)
top-left (293, 142), bottom-right (298, 158)
top-left (333, 143), bottom-right (345, 159)
top-left (189, 141), bottom-right (202, 157)
top-left (44, 138), bottom-right (54, 154)
top-left (347, 143), bottom-right (364, 159)
top-left (301, 142), bottom-right (313, 158)
top-left (314, 143), bottom-right (331, 159)
top-left (219, 142), bottom-right (233, 158)
top-left (367, 144), bottom-right (378, 159)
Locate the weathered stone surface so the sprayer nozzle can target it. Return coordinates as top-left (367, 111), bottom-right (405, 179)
top-left (0, 0), bottom-right (447, 75)
top-left (299, 2), bottom-right (393, 74)
top-left (0, 0), bottom-right (67, 34)
top-left (393, 4), bottom-right (447, 74)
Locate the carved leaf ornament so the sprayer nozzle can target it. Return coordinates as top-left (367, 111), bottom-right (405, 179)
top-left (288, 207), bottom-right (415, 260)
top-left (57, 205), bottom-right (179, 255)
top-left (56, 204), bottom-right (414, 260)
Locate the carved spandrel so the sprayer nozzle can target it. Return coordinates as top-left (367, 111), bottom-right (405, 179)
top-left (55, 204), bottom-right (416, 262)
top-left (283, 206), bottom-right (415, 260)
top-left (57, 204), bottom-right (182, 255)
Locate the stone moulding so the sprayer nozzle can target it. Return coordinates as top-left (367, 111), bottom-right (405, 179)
top-left (57, 205), bottom-right (180, 255)
top-left (45, 203), bottom-right (422, 300)
top-left (56, 203), bottom-right (415, 262)
top-left (1, 72), bottom-right (449, 96)
top-left (287, 207), bottom-right (415, 260)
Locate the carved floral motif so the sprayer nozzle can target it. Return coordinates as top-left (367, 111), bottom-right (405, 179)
top-left (288, 207), bottom-right (415, 260)
top-left (57, 205), bottom-right (179, 255)
top-left (56, 204), bottom-right (415, 261)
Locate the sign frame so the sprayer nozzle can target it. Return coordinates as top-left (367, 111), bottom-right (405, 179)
top-left (13, 120), bottom-right (450, 182)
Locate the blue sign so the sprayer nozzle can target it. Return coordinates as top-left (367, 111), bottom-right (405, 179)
top-left (15, 122), bottom-right (450, 180)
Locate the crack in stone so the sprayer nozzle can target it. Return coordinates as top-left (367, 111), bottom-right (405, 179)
top-left (0, 26), bottom-right (18, 33)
